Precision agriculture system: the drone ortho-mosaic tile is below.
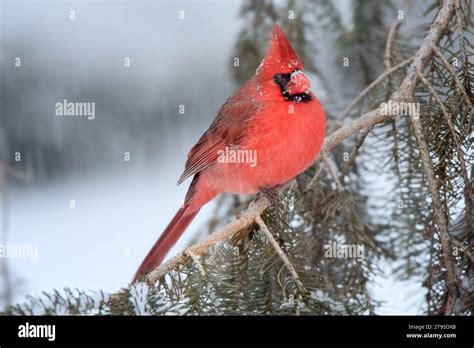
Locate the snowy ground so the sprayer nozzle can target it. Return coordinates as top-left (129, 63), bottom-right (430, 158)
top-left (6, 162), bottom-right (216, 305)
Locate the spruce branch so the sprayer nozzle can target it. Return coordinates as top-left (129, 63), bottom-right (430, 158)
top-left (408, 111), bottom-right (459, 315)
top-left (431, 45), bottom-right (473, 109)
top-left (396, 0), bottom-right (457, 98)
top-left (454, 1), bottom-right (468, 79)
top-left (394, 0), bottom-right (460, 315)
top-left (147, 197), bottom-right (271, 284)
top-left (417, 71), bottom-right (471, 196)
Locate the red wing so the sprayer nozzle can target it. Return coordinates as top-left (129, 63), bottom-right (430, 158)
top-left (177, 97), bottom-right (258, 185)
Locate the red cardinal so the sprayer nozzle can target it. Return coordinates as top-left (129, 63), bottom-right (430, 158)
top-left (133, 24), bottom-right (326, 282)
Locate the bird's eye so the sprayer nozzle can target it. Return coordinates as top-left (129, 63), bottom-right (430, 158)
top-left (273, 74), bottom-right (282, 84)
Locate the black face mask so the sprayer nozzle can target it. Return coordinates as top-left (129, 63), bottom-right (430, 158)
top-left (273, 70), bottom-right (312, 103)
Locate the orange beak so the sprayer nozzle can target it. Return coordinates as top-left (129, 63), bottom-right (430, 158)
top-left (287, 71), bottom-right (311, 95)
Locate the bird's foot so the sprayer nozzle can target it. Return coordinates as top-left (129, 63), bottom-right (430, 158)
top-left (260, 186), bottom-right (286, 212)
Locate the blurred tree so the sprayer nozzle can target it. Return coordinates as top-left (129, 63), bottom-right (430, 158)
top-left (0, 163), bottom-right (30, 310)
top-left (230, 0), bottom-right (277, 85)
top-left (230, 0), bottom-right (321, 85)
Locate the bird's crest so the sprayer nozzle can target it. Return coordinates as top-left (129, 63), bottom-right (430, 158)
top-left (256, 24), bottom-right (303, 80)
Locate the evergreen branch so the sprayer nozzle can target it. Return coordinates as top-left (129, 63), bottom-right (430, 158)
top-left (392, 0), bottom-right (460, 315)
top-left (396, 0), bottom-right (457, 98)
top-left (417, 71), bottom-right (471, 197)
top-left (454, 1), bottom-right (468, 78)
top-left (431, 45), bottom-right (473, 109)
top-left (147, 197), bottom-right (271, 284)
top-left (408, 110), bottom-right (458, 315)
top-left (255, 215), bottom-right (305, 292)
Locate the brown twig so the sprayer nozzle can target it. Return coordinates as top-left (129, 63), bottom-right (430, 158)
top-left (255, 215), bottom-right (305, 292)
top-left (384, 18), bottom-right (402, 70)
top-left (306, 165), bottom-right (325, 191)
top-left (339, 126), bottom-right (373, 180)
top-left (321, 153), bottom-right (344, 192)
top-left (184, 251), bottom-right (206, 277)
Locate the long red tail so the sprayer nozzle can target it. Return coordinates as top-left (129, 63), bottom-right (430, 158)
top-left (133, 204), bottom-right (199, 282)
